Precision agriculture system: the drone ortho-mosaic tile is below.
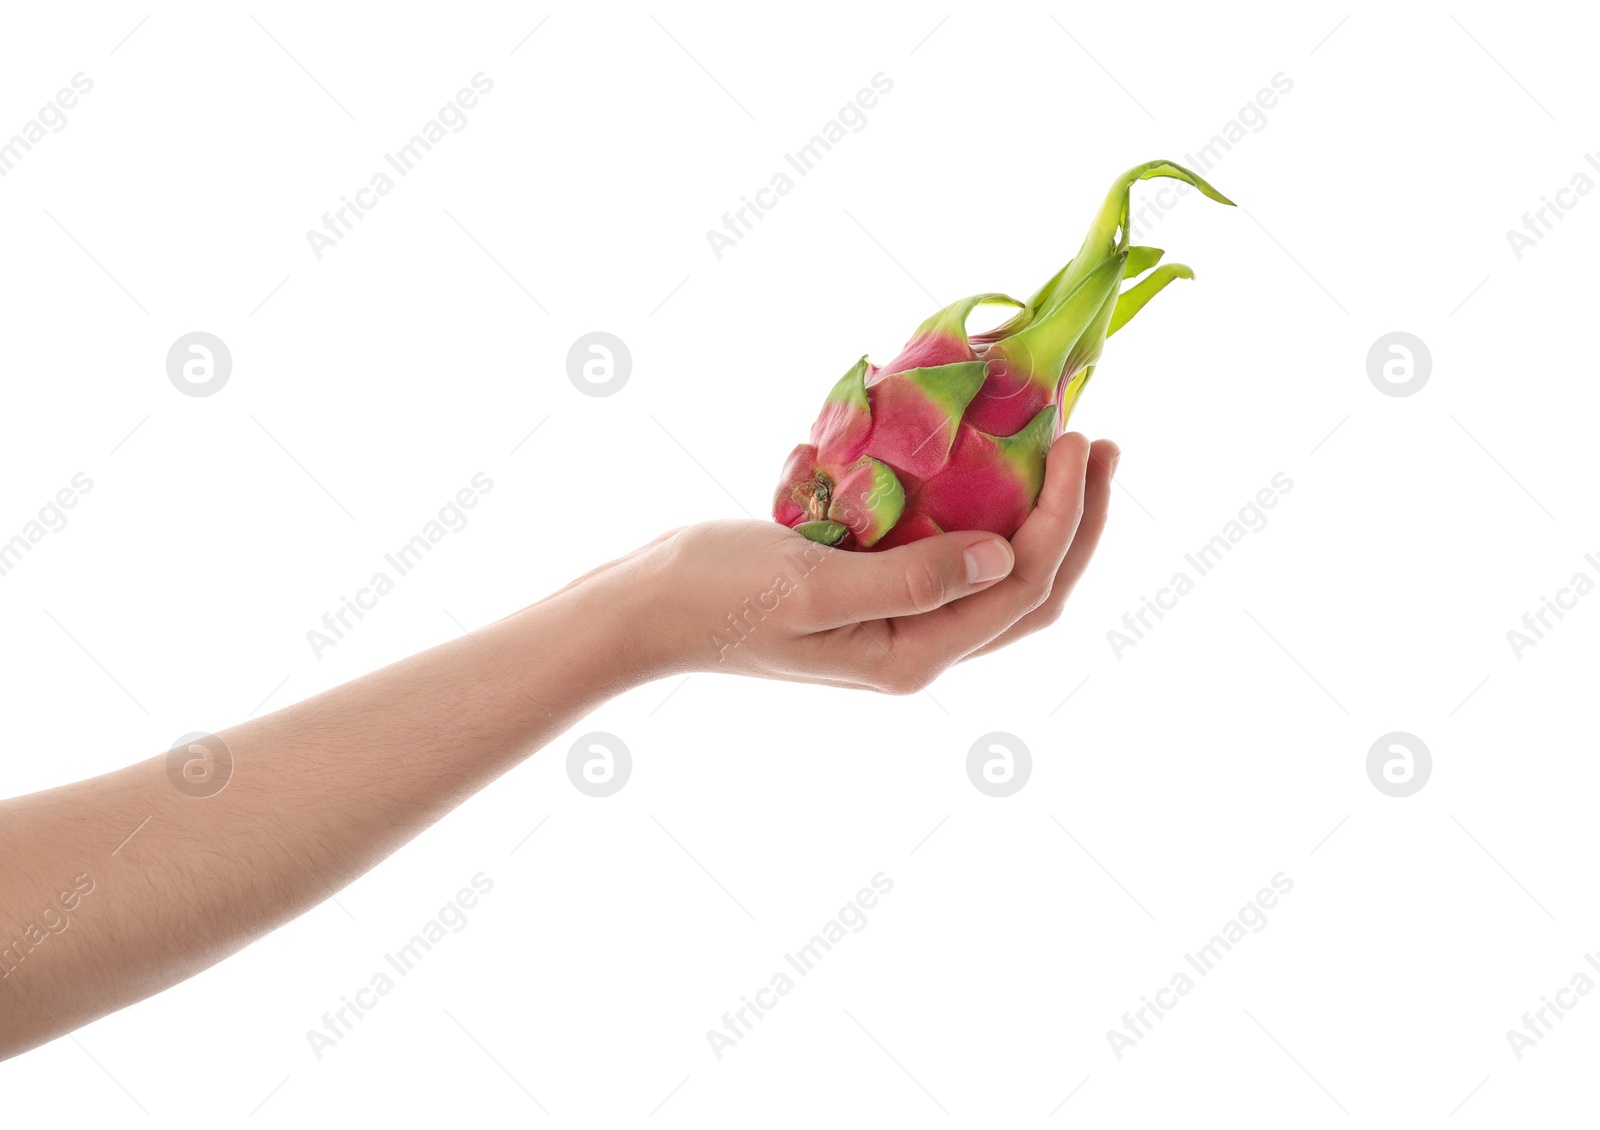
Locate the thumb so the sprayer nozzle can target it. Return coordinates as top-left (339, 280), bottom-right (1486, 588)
top-left (821, 532), bottom-right (1015, 624)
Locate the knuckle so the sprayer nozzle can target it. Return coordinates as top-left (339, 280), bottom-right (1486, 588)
top-left (784, 578), bottom-right (820, 623)
top-left (879, 667), bottom-right (925, 696)
top-left (903, 560), bottom-right (950, 614)
top-left (1016, 572), bottom-right (1053, 616)
top-left (879, 654), bottom-right (939, 695)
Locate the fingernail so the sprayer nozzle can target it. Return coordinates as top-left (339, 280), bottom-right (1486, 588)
top-left (964, 539), bottom-right (1013, 584)
top-left (1110, 451), bottom-right (1122, 477)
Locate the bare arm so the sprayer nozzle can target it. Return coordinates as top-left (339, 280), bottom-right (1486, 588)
top-left (0, 434), bottom-right (1114, 1059)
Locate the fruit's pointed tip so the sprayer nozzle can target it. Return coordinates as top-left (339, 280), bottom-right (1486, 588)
top-left (1193, 180), bottom-right (1234, 207)
top-left (1122, 159), bottom-right (1235, 207)
top-left (795, 519), bottom-right (849, 546)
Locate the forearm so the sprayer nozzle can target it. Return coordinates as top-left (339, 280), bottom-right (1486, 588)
top-left (0, 570), bottom-right (656, 1059)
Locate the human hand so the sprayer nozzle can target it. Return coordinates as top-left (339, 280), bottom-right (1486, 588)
top-left (601, 433), bottom-right (1118, 692)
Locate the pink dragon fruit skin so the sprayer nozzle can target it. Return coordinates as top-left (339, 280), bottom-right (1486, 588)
top-left (774, 160), bottom-right (1232, 552)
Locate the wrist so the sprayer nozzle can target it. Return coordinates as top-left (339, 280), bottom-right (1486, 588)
top-left (539, 551), bottom-right (688, 689)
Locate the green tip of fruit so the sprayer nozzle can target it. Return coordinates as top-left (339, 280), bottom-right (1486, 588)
top-left (994, 406), bottom-right (1059, 493)
top-left (913, 293), bottom-right (1024, 346)
top-left (1107, 263), bottom-right (1196, 338)
top-left (795, 520), bottom-right (848, 545)
top-left (825, 356), bottom-right (871, 409)
top-left (901, 360), bottom-right (989, 421)
top-left (1119, 160), bottom-right (1235, 207)
top-left (1086, 161), bottom-right (1234, 255)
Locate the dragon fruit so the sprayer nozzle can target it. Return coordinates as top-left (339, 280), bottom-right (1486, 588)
top-left (773, 160), bottom-right (1232, 551)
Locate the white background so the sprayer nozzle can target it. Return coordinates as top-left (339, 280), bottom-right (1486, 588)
top-left (1, 1), bottom-right (1596, 1125)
